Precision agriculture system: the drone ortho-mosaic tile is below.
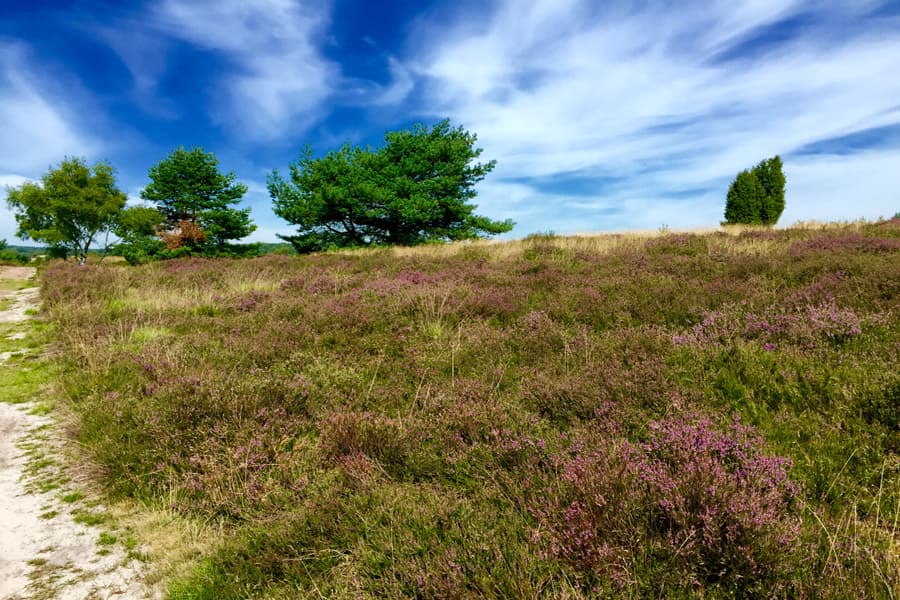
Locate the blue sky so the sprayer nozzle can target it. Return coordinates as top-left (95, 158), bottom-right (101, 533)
top-left (2, 0), bottom-right (899, 243)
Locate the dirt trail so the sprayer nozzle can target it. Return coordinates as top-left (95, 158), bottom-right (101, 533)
top-left (0, 267), bottom-right (153, 599)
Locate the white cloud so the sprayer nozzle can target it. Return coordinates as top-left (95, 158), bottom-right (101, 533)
top-left (0, 44), bottom-right (101, 176)
top-left (0, 43), bottom-right (105, 243)
top-left (371, 57), bottom-right (415, 106)
top-left (153, 0), bottom-right (338, 140)
top-left (0, 175), bottom-right (30, 189)
top-left (1, 175), bottom-right (31, 242)
top-left (406, 0), bottom-right (900, 233)
top-left (95, 26), bottom-right (178, 119)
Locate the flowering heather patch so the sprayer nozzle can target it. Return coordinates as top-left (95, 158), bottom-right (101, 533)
top-left (782, 270), bottom-right (848, 308)
top-left (533, 412), bottom-right (801, 594)
top-left (40, 220), bottom-right (899, 597)
top-left (675, 300), bottom-right (867, 348)
top-left (788, 232), bottom-right (900, 255)
top-left (644, 232), bottom-right (708, 256)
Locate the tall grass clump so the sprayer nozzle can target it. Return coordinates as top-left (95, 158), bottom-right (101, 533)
top-left (41, 219), bottom-right (899, 598)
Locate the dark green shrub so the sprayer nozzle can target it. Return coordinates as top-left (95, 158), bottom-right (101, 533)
top-left (724, 156), bottom-right (786, 225)
top-left (725, 170), bottom-right (766, 225)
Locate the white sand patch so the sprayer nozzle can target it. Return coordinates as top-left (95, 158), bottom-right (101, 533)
top-left (0, 287), bottom-right (40, 324)
top-left (0, 404), bottom-right (149, 599)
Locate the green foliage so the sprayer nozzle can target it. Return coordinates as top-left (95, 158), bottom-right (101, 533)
top-left (725, 170), bottom-right (765, 225)
top-left (269, 119), bottom-right (513, 252)
top-left (754, 156), bottom-right (786, 224)
top-left (5, 157), bottom-right (127, 262)
top-left (141, 147), bottom-right (255, 250)
top-left (724, 155), bottom-right (786, 226)
top-left (0, 238), bottom-right (29, 265)
top-left (112, 206), bottom-right (166, 265)
top-left (115, 205), bottom-right (165, 239)
top-left (0, 248), bottom-right (30, 265)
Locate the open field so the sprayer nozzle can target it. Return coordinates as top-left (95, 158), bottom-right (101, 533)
top-left (40, 221), bottom-right (899, 598)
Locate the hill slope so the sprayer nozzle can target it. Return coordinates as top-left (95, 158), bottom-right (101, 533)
top-left (42, 222), bottom-right (899, 598)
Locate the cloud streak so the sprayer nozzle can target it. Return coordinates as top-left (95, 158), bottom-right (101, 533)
top-left (0, 42), bottom-right (106, 240)
top-left (0, 43), bottom-right (101, 176)
top-left (404, 0), bottom-right (900, 232)
top-left (151, 0), bottom-right (339, 140)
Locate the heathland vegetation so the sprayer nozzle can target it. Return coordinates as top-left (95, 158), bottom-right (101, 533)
top-left (40, 221), bottom-right (898, 597)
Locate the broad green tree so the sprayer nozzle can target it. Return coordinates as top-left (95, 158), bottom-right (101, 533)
top-left (724, 155), bottom-right (786, 226)
top-left (268, 120), bottom-right (513, 253)
top-left (141, 147), bottom-right (255, 249)
top-left (5, 157), bottom-right (127, 263)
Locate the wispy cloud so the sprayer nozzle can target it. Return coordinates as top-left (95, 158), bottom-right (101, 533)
top-left (0, 42), bottom-right (105, 240)
top-left (0, 43), bottom-right (101, 176)
top-left (405, 0), bottom-right (900, 232)
top-left (0, 175), bottom-right (29, 188)
top-left (94, 24), bottom-right (178, 119)
top-left (4, 1), bottom-right (897, 244)
top-left (370, 57), bottom-right (415, 106)
top-left (152, 0), bottom-right (338, 140)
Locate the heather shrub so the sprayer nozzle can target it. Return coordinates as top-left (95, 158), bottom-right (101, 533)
top-left (789, 233), bottom-right (900, 255)
top-left (645, 232), bottom-right (708, 256)
top-left (510, 310), bottom-right (566, 360)
top-left (432, 378), bottom-right (512, 446)
top-left (674, 300), bottom-right (867, 349)
top-left (319, 410), bottom-right (421, 476)
top-left (534, 412), bottom-right (802, 594)
top-left (38, 222), bottom-right (898, 597)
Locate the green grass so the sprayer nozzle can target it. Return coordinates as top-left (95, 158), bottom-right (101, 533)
top-left (72, 510), bottom-right (111, 527)
top-left (0, 320), bottom-right (52, 404)
top-left (0, 277), bottom-right (31, 293)
top-left (61, 491), bottom-right (84, 503)
top-left (39, 220), bottom-right (900, 598)
top-left (97, 532), bottom-right (117, 546)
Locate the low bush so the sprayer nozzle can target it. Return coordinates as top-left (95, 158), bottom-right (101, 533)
top-left (533, 412), bottom-right (801, 595)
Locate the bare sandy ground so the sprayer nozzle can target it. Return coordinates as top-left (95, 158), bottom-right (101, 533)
top-left (0, 267), bottom-right (37, 281)
top-left (0, 267), bottom-right (155, 599)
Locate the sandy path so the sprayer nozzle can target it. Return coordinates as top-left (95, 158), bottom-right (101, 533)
top-left (0, 267), bottom-right (154, 599)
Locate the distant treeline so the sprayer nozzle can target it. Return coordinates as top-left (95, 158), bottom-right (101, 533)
top-left (0, 241), bottom-right (44, 264)
top-left (0, 240), bottom-right (296, 266)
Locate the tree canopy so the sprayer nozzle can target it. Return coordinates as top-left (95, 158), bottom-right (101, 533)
top-left (5, 157), bottom-right (126, 263)
top-left (268, 119), bottom-right (513, 252)
top-left (724, 156), bottom-right (786, 226)
top-left (111, 205), bottom-right (167, 265)
top-left (141, 147), bottom-right (255, 249)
